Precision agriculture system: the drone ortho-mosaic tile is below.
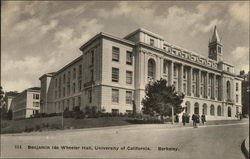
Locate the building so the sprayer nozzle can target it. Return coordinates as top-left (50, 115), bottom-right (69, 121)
top-left (240, 71), bottom-right (249, 117)
top-left (4, 91), bottom-right (19, 111)
top-left (40, 26), bottom-right (243, 120)
top-left (11, 87), bottom-right (40, 120)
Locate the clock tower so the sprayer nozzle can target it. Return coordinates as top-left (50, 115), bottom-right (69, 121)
top-left (208, 26), bottom-right (223, 61)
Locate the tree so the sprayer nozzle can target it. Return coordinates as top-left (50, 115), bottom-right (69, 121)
top-left (142, 78), bottom-right (185, 120)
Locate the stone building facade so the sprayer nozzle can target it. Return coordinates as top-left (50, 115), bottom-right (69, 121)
top-left (40, 26), bottom-right (242, 120)
top-left (11, 87), bottom-right (40, 119)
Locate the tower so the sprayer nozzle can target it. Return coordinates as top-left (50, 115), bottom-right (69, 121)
top-left (208, 26), bottom-right (223, 61)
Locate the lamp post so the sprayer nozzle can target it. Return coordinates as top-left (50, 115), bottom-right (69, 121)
top-left (172, 106), bottom-right (174, 124)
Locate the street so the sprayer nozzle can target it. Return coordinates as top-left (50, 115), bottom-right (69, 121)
top-left (1, 120), bottom-right (248, 159)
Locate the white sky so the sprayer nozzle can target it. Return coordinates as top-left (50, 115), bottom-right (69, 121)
top-left (1, 1), bottom-right (249, 92)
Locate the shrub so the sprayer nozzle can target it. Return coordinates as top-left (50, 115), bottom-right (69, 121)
top-left (35, 125), bottom-right (41, 131)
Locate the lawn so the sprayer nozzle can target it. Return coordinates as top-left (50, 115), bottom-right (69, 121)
top-left (0, 116), bottom-right (133, 134)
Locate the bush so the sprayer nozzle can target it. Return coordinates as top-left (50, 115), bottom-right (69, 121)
top-left (35, 125), bottom-right (41, 131)
top-left (24, 126), bottom-right (34, 132)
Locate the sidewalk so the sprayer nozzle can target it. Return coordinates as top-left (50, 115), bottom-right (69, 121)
top-left (3, 118), bottom-right (248, 136)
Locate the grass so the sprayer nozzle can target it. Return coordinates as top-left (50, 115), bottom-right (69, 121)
top-left (0, 116), bottom-right (133, 134)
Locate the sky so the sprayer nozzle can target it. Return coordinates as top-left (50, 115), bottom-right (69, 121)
top-left (1, 1), bottom-right (249, 92)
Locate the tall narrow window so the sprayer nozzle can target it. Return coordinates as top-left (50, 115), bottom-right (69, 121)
top-left (150, 39), bottom-right (154, 46)
top-left (126, 71), bottom-right (133, 84)
top-left (126, 51), bottom-right (133, 65)
top-left (78, 80), bottom-right (82, 92)
top-left (148, 59), bottom-right (155, 79)
top-left (79, 65), bottom-right (82, 77)
top-left (91, 49), bottom-right (94, 64)
top-left (126, 91), bottom-right (132, 104)
top-left (163, 61), bottom-right (168, 74)
top-left (88, 89), bottom-right (92, 103)
top-left (73, 83), bottom-right (76, 94)
top-left (236, 95), bottom-right (239, 103)
top-left (227, 81), bottom-right (231, 100)
top-left (112, 47), bottom-right (119, 62)
top-left (68, 71), bottom-right (71, 82)
top-left (236, 83), bottom-right (239, 91)
top-left (112, 89), bottom-right (119, 103)
top-left (112, 68), bottom-right (119, 82)
top-left (63, 74), bottom-right (66, 83)
top-left (73, 68), bottom-right (76, 79)
top-left (90, 69), bottom-right (94, 81)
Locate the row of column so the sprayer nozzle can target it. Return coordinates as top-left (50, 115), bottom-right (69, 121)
top-left (164, 60), bottom-right (221, 100)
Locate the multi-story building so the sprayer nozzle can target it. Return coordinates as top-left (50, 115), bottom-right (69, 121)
top-left (240, 71), bottom-right (249, 116)
top-left (11, 87), bottom-right (40, 119)
top-left (40, 26), bottom-right (243, 120)
top-left (3, 91), bottom-right (19, 111)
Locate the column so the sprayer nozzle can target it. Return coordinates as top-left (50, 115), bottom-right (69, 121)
top-left (213, 74), bottom-right (217, 100)
top-left (188, 67), bottom-right (193, 96)
top-left (205, 72), bottom-right (209, 98)
top-left (168, 61), bottom-right (174, 85)
top-left (179, 64), bottom-right (183, 92)
top-left (207, 72), bottom-right (210, 99)
top-left (197, 69), bottom-right (201, 98)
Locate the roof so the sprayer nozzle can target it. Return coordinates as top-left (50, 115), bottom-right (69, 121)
top-left (80, 32), bottom-right (135, 51)
top-left (39, 72), bottom-right (56, 80)
top-left (124, 28), bottom-right (165, 40)
top-left (55, 55), bottom-right (83, 75)
top-left (27, 87), bottom-right (41, 91)
top-left (210, 26), bottom-right (221, 43)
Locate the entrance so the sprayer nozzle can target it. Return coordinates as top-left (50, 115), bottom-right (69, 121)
top-left (194, 102), bottom-right (199, 114)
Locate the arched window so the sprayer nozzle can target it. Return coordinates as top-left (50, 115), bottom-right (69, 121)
top-left (194, 102), bottom-right (199, 114)
top-left (148, 59), bottom-right (156, 80)
top-left (203, 104), bottom-right (207, 115)
top-left (210, 105), bottom-right (214, 116)
top-left (185, 101), bottom-right (191, 114)
top-left (217, 105), bottom-right (221, 116)
top-left (227, 81), bottom-right (231, 100)
top-left (228, 107), bottom-right (231, 117)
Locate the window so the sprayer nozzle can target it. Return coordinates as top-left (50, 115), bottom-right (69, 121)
top-left (90, 69), bottom-right (94, 81)
top-left (227, 81), bottom-right (231, 100)
top-left (63, 74), bottom-right (66, 83)
top-left (217, 106), bottom-right (221, 116)
top-left (67, 84), bottom-right (70, 95)
top-left (148, 59), bottom-right (155, 79)
top-left (210, 105), bottom-right (214, 116)
top-left (78, 80), bottom-right (82, 92)
top-left (174, 65), bottom-right (177, 77)
top-left (112, 89), bottom-right (119, 103)
top-left (218, 47), bottom-right (221, 53)
top-left (91, 49), bottom-right (94, 64)
top-left (79, 65), bottom-right (82, 77)
top-left (183, 83), bottom-right (186, 94)
top-left (78, 96), bottom-right (81, 107)
top-left (88, 89), bottom-right (92, 103)
top-left (55, 78), bottom-right (58, 87)
top-left (63, 87), bottom-right (65, 97)
top-left (33, 102), bottom-right (39, 107)
top-left (163, 61), bottom-right (168, 74)
top-left (126, 51), bottom-right (133, 65)
top-left (55, 91), bottom-right (57, 99)
top-left (236, 95), bottom-right (239, 103)
top-left (183, 68), bottom-right (186, 79)
top-left (126, 91), bottom-right (132, 104)
top-left (173, 81), bottom-right (177, 88)
top-left (236, 83), bottom-right (239, 91)
top-left (33, 94), bottom-right (39, 99)
top-left (112, 68), bottom-right (119, 82)
top-left (68, 71), bottom-right (71, 82)
top-left (112, 47), bottom-right (119, 61)
top-left (73, 83), bottom-right (76, 93)
top-left (73, 68), bottom-right (76, 79)
top-left (150, 39), bottom-right (154, 46)
top-left (59, 88), bottom-right (61, 98)
top-left (72, 98), bottom-right (75, 108)
top-left (227, 67), bottom-right (230, 72)
top-left (112, 109), bottom-right (119, 115)
top-left (126, 71), bottom-right (133, 84)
